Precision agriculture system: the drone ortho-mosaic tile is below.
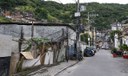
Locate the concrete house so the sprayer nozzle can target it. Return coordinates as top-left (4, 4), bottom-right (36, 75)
top-left (111, 20), bottom-right (128, 49)
top-left (122, 23), bottom-right (128, 45)
top-left (111, 22), bottom-right (123, 48)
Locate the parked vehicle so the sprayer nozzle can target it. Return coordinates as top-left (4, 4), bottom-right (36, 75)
top-left (84, 47), bottom-right (95, 57)
top-left (90, 46), bottom-right (97, 53)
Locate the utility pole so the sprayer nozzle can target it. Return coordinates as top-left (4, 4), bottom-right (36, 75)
top-left (66, 27), bottom-right (69, 62)
top-left (87, 12), bottom-right (91, 46)
top-left (87, 12), bottom-right (90, 27)
top-left (87, 12), bottom-right (98, 46)
top-left (87, 12), bottom-right (90, 46)
top-left (93, 27), bottom-right (96, 46)
top-left (75, 0), bottom-right (80, 60)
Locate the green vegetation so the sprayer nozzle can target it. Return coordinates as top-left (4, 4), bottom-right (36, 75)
top-left (119, 44), bottom-right (128, 51)
top-left (0, 1), bottom-right (128, 30)
top-left (80, 33), bottom-right (89, 44)
top-left (111, 48), bottom-right (117, 54)
top-left (15, 6), bottom-right (35, 12)
top-left (0, 16), bottom-right (11, 22)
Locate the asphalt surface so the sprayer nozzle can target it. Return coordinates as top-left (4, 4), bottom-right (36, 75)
top-left (57, 49), bottom-right (128, 76)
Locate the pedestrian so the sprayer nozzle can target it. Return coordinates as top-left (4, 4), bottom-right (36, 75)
top-left (96, 44), bottom-right (100, 51)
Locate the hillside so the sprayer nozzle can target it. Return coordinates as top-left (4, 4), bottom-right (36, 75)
top-left (0, 0), bottom-right (128, 30)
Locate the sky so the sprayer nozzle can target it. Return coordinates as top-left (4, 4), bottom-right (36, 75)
top-left (46, 0), bottom-right (128, 4)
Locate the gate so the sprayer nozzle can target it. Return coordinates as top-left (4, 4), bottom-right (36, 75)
top-left (0, 57), bottom-right (11, 76)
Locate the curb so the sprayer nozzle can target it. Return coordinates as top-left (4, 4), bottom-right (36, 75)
top-left (27, 67), bottom-right (48, 76)
top-left (54, 61), bottom-right (79, 76)
top-left (27, 63), bottom-right (60, 76)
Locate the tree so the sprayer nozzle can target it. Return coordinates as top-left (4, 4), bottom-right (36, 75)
top-left (34, 7), bottom-right (48, 20)
top-left (80, 33), bottom-right (89, 44)
top-left (0, 0), bottom-right (14, 11)
top-left (110, 30), bottom-right (122, 42)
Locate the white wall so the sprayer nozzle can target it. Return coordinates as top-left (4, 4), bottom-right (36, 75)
top-left (111, 23), bottom-right (122, 31)
top-left (112, 26), bottom-right (117, 31)
top-left (114, 34), bottom-right (120, 48)
top-left (122, 36), bottom-right (128, 46)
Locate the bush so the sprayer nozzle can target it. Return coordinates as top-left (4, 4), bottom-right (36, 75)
top-left (0, 16), bottom-right (11, 22)
top-left (111, 48), bottom-right (117, 54)
top-left (119, 44), bottom-right (128, 51)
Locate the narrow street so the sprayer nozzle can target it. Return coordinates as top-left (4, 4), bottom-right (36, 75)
top-left (57, 49), bottom-right (128, 76)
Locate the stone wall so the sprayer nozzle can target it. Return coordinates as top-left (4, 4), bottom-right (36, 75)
top-left (0, 24), bottom-right (76, 57)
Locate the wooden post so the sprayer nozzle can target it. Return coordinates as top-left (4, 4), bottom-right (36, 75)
top-left (9, 53), bottom-right (20, 76)
top-left (40, 42), bottom-right (45, 64)
top-left (19, 26), bottom-right (24, 52)
top-left (31, 20), bottom-right (34, 38)
top-left (16, 26), bottom-right (24, 73)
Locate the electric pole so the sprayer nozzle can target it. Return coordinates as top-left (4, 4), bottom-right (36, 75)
top-left (75, 0), bottom-right (80, 60)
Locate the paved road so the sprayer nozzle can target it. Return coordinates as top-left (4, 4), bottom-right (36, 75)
top-left (57, 49), bottom-right (128, 76)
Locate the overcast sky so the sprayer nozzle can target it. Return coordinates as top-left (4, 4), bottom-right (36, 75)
top-left (46, 0), bottom-right (128, 4)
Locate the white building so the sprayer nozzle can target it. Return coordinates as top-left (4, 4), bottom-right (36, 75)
top-left (111, 22), bottom-right (122, 31)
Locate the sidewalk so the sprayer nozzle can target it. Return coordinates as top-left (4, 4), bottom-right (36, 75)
top-left (29, 60), bottom-right (78, 76)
